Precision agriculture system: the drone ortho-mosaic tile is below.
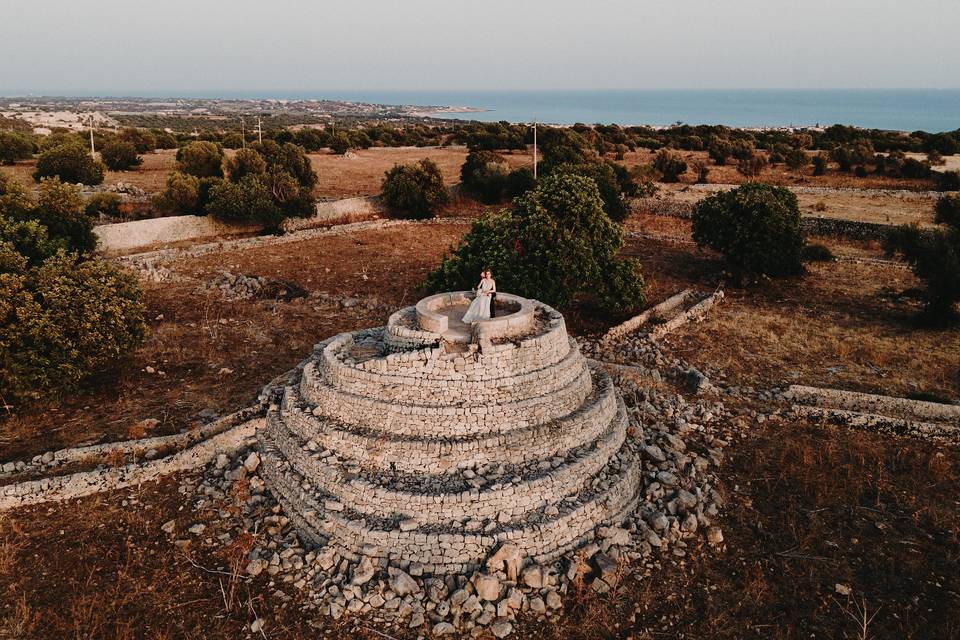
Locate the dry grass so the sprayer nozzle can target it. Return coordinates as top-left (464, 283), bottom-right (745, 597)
top-left (0, 146), bottom-right (534, 202)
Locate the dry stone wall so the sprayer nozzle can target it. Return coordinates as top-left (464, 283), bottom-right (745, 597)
top-left (258, 295), bottom-right (642, 575)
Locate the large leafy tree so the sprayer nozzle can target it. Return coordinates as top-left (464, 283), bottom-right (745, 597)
top-left (33, 143), bottom-right (105, 185)
top-left (426, 173), bottom-right (645, 312)
top-left (692, 183), bottom-right (805, 278)
top-left (381, 159), bottom-right (450, 219)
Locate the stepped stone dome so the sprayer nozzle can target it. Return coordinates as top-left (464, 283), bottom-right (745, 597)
top-left (259, 292), bottom-right (641, 575)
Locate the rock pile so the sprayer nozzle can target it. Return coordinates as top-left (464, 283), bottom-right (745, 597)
top-left (201, 271), bottom-right (307, 302)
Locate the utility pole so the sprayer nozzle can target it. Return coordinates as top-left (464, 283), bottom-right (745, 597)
top-left (88, 115), bottom-right (96, 158)
top-left (256, 116), bottom-right (263, 144)
top-left (241, 118), bottom-right (246, 149)
top-left (532, 121), bottom-right (537, 181)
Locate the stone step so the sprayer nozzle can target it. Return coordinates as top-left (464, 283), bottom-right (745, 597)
top-left (316, 342), bottom-right (586, 416)
top-left (299, 358), bottom-right (594, 439)
top-left (264, 395), bottom-right (627, 526)
top-left (258, 440), bottom-right (641, 576)
top-left (279, 369), bottom-right (621, 474)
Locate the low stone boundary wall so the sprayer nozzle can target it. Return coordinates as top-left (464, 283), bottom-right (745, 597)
top-left (97, 196), bottom-right (383, 256)
top-left (602, 290), bottom-right (695, 344)
top-left (793, 406), bottom-right (958, 441)
top-left (787, 385), bottom-right (960, 423)
top-left (0, 415), bottom-right (262, 511)
top-left (649, 290), bottom-right (724, 340)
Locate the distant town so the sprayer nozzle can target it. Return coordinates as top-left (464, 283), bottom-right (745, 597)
top-left (0, 95), bottom-right (482, 133)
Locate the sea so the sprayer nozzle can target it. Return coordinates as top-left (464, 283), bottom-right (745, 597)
top-left (320, 89), bottom-right (960, 133)
top-left (13, 89), bottom-right (960, 132)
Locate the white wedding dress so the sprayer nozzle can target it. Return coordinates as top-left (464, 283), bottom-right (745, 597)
top-left (462, 278), bottom-right (495, 323)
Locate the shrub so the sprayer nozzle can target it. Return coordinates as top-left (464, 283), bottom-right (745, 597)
top-left (0, 253), bottom-right (146, 405)
top-left (30, 179), bottom-right (97, 254)
top-left (785, 148), bottom-right (810, 170)
top-left (33, 143), bottom-right (105, 185)
top-left (937, 170), bottom-right (960, 192)
top-left (460, 150), bottom-right (510, 204)
top-left (538, 128), bottom-right (592, 171)
top-left (119, 128), bottom-right (156, 153)
top-left (691, 161), bottom-right (710, 184)
top-left (737, 155), bottom-right (768, 177)
top-left (812, 153), bottom-right (828, 176)
top-left (504, 167), bottom-right (536, 199)
top-left (901, 158), bottom-right (932, 179)
top-left (175, 141), bottom-right (224, 178)
top-left (935, 193), bottom-right (960, 228)
top-left (153, 171), bottom-right (201, 215)
top-left (0, 131), bottom-right (33, 164)
top-left (731, 140), bottom-right (756, 161)
top-left (205, 176), bottom-right (283, 228)
top-left (0, 217), bottom-right (61, 268)
top-left (226, 147), bottom-right (268, 182)
top-left (801, 243), bottom-right (835, 262)
top-left (708, 138), bottom-right (733, 165)
top-left (854, 165), bottom-right (868, 178)
top-left (329, 132), bottom-right (351, 155)
top-left (692, 183), bottom-right (805, 278)
top-left (653, 150), bottom-right (687, 182)
top-left (381, 159), bottom-right (450, 219)
top-left (552, 161), bottom-right (633, 222)
top-left (830, 140), bottom-right (875, 172)
top-left (152, 131), bottom-right (178, 149)
top-left (100, 139), bottom-right (142, 171)
top-left (425, 173), bottom-right (645, 312)
top-left (85, 192), bottom-right (123, 219)
top-left (38, 132), bottom-right (84, 153)
top-left (885, 222), bottom-right (960, 318)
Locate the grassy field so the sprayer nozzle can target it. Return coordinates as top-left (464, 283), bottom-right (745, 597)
top-left (1, 145), bottom-right (958, 639)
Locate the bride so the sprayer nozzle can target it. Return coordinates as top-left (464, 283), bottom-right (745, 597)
top-left (461, 269), bottom-right (496, 323)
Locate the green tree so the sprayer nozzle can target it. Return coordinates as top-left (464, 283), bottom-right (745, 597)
top-left (708, 138), bottom-right (733, 165)
top-left (100, 139), bottom-right (143, 171)
top-left (0, 131), bottom-right (34, 164)
top-left (0, 253), bottom-right (146, 405)
top-left (205, 176), bottom-right (283, 228)
top-left (381, 159), bottom-right (450, 219)
top-left (426, 173), bottom-right (645, 312)
top-left (175, 141), bottom-right (224, 178)
top-left (460, 150), bottom-right (510, 203)
top-left (552, 160), bottom-right (633, 222)
top-left (538, 128), bottom-right (592, 171)
top-left (329, 131), bottom-right (351, 155)
top-left (33, 143), bottom-right (105, 185)
top-left (653, 150), bottom-right (687, 182)
top-left (226, 147), bottom-right (268, 182)
top-left (885, 221), bottom-right (960, 318)
top-left (692, 183), bottom-right (805, 279)
top-left (153, 171), bottom-right (202, 215)
top-left (935, 193), bottom-right (960, 228)
top-left (784, 148), bottom-right (810, 170)
top-left (119, 128), bottom-right (156, 153)
top-left (30, 178), bottom-right (97, 254)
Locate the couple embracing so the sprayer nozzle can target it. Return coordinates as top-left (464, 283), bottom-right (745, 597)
top-left (461, 268), bottom-right (497, 323)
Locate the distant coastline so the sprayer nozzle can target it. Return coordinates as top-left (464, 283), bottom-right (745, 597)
top-left (3, 89), bottom-right (959, 132)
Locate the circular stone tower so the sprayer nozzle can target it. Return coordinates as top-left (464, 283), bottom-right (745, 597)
top-left (259, 292), bottom-right (641, 575)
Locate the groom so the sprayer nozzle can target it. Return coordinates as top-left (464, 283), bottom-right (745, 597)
top-left (485, 268), bottom-right (497, 318)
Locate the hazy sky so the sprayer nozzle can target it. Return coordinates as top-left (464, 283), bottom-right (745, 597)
top-left (2, 0), bottom-right (959, 93)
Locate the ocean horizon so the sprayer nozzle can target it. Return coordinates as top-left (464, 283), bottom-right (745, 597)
top-left (5, 89), bottom-right (960, 133)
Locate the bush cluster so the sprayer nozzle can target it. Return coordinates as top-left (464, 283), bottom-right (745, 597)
top-left (155, 141), bottom-right (317, 226)
top-left (381, 159), bottom-right (450, 219)
top-left (426, 173), bottom-right (645, 313)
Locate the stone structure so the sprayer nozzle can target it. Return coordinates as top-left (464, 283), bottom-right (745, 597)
top-left (258, 292), bottom-right (640, 575)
